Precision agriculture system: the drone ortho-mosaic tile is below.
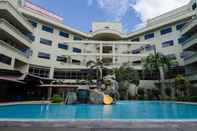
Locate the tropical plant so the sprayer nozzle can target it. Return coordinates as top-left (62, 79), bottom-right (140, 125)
top-left (86, 59), bottom-right (105, 81)
top-left (143, 53), bottom-right (177, 96)
top-left (51, 95), bottom-right (63, 103)
top-left (175, 75), bottom-right (191, 98)
top-left (113, 63), bottom-right (140, 100)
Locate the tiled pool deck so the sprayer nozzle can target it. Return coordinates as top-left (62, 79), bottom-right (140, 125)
top-left (0, 101), bottom-right (197, 131)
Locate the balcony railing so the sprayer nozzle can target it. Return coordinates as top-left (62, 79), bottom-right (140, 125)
top-left (0, 19), bottom-right (32, 44)
top-left (181, 33), bottom-right (197, 46)
top-left (0, 40), bottom-right (31, 58)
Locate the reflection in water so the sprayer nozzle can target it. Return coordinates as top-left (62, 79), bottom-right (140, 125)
top-left (103, 105), bottom-right (113, 118)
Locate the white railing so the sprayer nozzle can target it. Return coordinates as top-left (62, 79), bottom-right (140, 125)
top-left (0, 40), bottom-right (30, 58)
top-left (0, 19), bottom-right (32, 44)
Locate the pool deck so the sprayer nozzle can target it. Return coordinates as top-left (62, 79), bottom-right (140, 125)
top-left (0, 120), bottom-right (197, 131)
top-left (0, 101), bottom-right (197, 131)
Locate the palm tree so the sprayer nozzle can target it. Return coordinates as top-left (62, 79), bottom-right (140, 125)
top-left (86, 59), bottom-right (104, 80)
top-left (143, 53), bottom-right (177, 96)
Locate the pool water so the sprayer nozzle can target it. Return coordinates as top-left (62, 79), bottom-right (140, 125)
top-left (0, 101), bottom-right (197, 120)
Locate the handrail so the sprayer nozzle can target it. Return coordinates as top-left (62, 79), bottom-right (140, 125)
top-left (0, 40), bottom-right (30, 58)
top-left (182, 33), bottom-right (197, 46)
top-left (184, 52), bottom-right (197, 61)
top-left (0, 19), bottom-right (32, 44)
top-left (0, 0), bottom-right (33, 31)
top-left (180, 16), bottom-right (197, 32)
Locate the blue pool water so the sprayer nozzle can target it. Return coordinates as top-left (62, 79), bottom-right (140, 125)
top-left (0, 101), bottom-right (197, 120)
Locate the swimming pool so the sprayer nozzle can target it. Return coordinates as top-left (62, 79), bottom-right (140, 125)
top-left (0, 101), bottom-right (197, 120)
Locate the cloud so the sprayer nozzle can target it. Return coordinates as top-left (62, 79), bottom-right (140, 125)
top-left (88, 0), bottom-right (132, 21)
top-left (132, 0), bottom-right (190, 29)
top-left (88, 0), bottom-right (191, 31)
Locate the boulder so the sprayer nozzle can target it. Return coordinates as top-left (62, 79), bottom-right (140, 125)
top-left (65, 92), bottom-right (77, 104)
top-left (89, 90), bottom-right (104, 104)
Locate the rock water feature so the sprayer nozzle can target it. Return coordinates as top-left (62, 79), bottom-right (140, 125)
top-left (88, 75), bottom-right (120, 104)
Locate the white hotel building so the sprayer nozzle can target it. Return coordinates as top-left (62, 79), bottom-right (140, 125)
top-left (0, 0), bottom-right (197, 88)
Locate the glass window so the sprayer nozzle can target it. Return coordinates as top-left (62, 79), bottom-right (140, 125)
top-left (178, 35), bottom-right (190, 44)
top-left (160, 27), bottom-right (172, 35)
top-left (176, 23), bottom-right (186, 30)
top-left (42, 25), bottom-right (54, 33)
top-left (73, 48), bottom-right (81, 53)
top-left (29, 20), bottom-right (37, 28)
top-left (166, 54), bottom-right (176, 60)
top-left (58, 43), bottom-right (68, 50)
top-left (72, 59), bottom-right (81, 65)
top-left (59, 31), bottom-right (69, 38)
top-left (144, 33), bottom-right (154, 40)
top-left (56, 56), bottom-right (67, 63)
top-left (162, 40), bottom-right (174, 47)
top-left (40, 38), bottom-right (52, 46)
top-left (38, 52), bottom-right (50, 59)
top-left (26, 32), bottom-right (35, 41)
top-left (29, 66), bottom-right (50, 78)
top-left (0, 54), bottom-right (12, 65)
top-left (131, 37), bottom-right (140, 42)
top-left (192, 3), bottom-right (197, 10)
top-left (74, 36), bottom-right (82, 40)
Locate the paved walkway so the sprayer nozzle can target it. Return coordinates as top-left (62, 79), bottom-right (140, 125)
top-left (0, 121), bottom-right (197, 131)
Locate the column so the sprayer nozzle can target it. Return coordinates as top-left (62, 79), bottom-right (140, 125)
top-left (49, 67), bottom-right (54, 79)
top-left (99, 42), bottom-right (103, 60)
top-left (112, 44), bottom-right (116, 65)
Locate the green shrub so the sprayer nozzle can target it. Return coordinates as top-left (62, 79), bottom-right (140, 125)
top-left (188, 96), bottom-right (197, 102)
top-left (52, 95), bottom-right (63, 103)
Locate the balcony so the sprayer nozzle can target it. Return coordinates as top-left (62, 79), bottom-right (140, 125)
top-left (0, 19), bottom-right (32, 48)
top-left (184, 53), bottom-right (197, 66)
top-left (0, 0), bottom-right (32, 33)
top-left (186, 71), bottom-right (197, 81)
top-left (0, 40), bottom-right (30, 63)
top-left (181, 17), bottom-right (197, 36)
top-left (182, 33), bottom-right (197, 51)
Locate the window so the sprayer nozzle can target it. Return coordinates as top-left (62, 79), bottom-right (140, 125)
top-left (160, 27), bottom-right (172, 35)
top-left (29, 20), bottom-right (37, 28)
top-left (133, 60), bottom-right (141, 65)
top-left (29, 66), bottom-right (50, 78)
top-left (73, 48), bottom-right (81, 53)
top-left (144, 33), bottom-right (154, 40)
top-left (0, 54), bottom-right (11, 65)
top-left (162, 40), bottom-right (174, 47)
top-left (56, 56), bottom-right (67, 63)
top-left (178, 35), bottom-right (190, 44)
top-left (42, 25), bottom-right (54, 33)
top-left (192, 3), bottom-right (197, 10)
top-left (131, 37), bottom-right (140, 42)
top-left (38, 52), bottom-right (50, 59)
top-left (72, 59), bottom-right (81, 65)
top-left (40, 38), bottom-right (52, 46)
top-left (58, 43), bottom-right (68, 50)
top-left (59, 31), bottom-right (69, 38)
top-left (74, 36), bottom-right (82, 40)
top-left (166, 54), bottom-right (176, 60)
top-left (145, 45), bottom-right (155, 51)
top-left (176, 23), bottom-right (186, 30)
top-left (26, 32), bottom-right (35, 41)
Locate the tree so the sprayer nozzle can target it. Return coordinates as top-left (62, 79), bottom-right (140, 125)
top-left (143, 53), bottom-right (177, 96)
top-left (175, 75), bottom-right (191, 98)
top-left (113, 63), bottom-right (140, 100)
top-left (86, 59), bottom-right (105, 80)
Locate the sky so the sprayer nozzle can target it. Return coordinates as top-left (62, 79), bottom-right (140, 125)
top-left (30, 0), bottom-right (191, 33)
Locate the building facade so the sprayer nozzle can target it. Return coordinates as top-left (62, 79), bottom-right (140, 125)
top-left (0, 0), bottom-right (197, 86)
